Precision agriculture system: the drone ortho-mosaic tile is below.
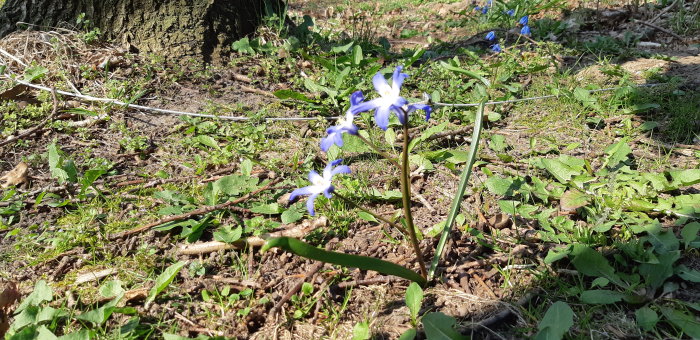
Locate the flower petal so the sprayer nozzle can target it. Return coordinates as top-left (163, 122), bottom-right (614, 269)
top-left (323, 185), bottom-right (334, 198)
top-left (320, 134), bottom-right (335, 152)
top-left (306, 193), bottom-right (319, 216)
top-left (372, 72), bottom-right (391, 95)
top-left (349, 91), bottom-right (365, 106)
top-left (519, 15), bottom-right (528, 25)
top-left (485, 31), bottom-right (496, 41)
top-left (407, 103), bottom-right (432, 121)
top-left (308, 170), bottom-right (322, 183)
top-left (290, 186), bottom-right (314, 202)
top-left (374, 105), bottom-right (392, 130)
top-left (520, 25), bottom-right (531, 36)
top-left (391, 66), bottom-right (409, 91)
top-left (350, 98), bottom-right (382, 115)
top-left (331, 164), bottom-right (351, 176)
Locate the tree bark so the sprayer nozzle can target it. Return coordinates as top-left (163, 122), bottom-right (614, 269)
top-left (0, 0), bottom-right (274, 63)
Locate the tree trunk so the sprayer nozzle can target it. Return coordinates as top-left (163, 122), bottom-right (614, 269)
top-left (0, 0), bottom-right (275, 63)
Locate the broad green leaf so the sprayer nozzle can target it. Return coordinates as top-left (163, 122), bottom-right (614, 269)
top-left (559, 190), bottom-right (589, 210)
top-left (661, 308), bottom-right (700, 338)
top-left (331, 41), bottom-right (354, 53)
top-left (281, 210), bottom-right (303, 224)
top-left (231, 37), bottom-right (255, 54)
top-left (23, 65), bottom-right (49, 82)
top-left (534, 301), bottom-right (574, 340)
top-left (240, 158), bottom-right (253, 176)
top-left (571, 247), bottom-right (625, 288)
top-left (422, 312), bottom-right (468, 340)
top-left (357, 211), bottom-right (378, 223)
top-left (352, 45), bottom-right (363, 66)
top-left (75, 305), bottom-right (116, 325)
top-left (351, 321), bottom-right (370, 340)
top-left (489, 134), bottom-right (508, 152)
top-left (676, 265), bottom-right (700, 282)
top-left (385, 128), bottom-right (396, 146)
top-left (195, 135), bottom-right (219, 149)
top-left (408, 122), bottom-right (448, 152)
top-left (250, 203), bottom-right (281, 214)
top-left (99, 280), bottom-right (125, 299)
top-left (212, 175), bottom-right (259, 197)
top-left (681, 222), bottom-right (700, 247)
top-left (639, 251), bottom-right (680, 290)
top-left (80, 169), bottom-right (106, 196)
top-left (573, 87), bottom-right (597, 108)
top-left (405, 282), bottom-right (423, 323)
top-left (579, 290), bottom-right (625, 304)
top-left (398, 329), bottom-right (417, 340)
top-left (17, 280), bottom-right (53, 312)
top-left (635, 306), bottom-right (658, 331)
top-left (262, 237), bottom-right (426, 285)
top-left (646, 229), bottom-right (680, 254)
top-left (668, 169), bottom-right (700, 187)
top-left (485, 176), bottom-right (513, 196)
top-left (542, 158), bottom-right (582, 183)
top-left (37, 325), bottom-right (57, 340)
top-left (213, 225), bottom-right (242, 243)
top-left (603, 140), bottom-right (631, 169)
top-left (146, 261), bottom-right (187, 306)
top-left (57, 330), bottom-right (91, 340)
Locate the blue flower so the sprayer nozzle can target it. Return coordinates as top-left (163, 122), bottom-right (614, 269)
top-left (520, 25), bottom-right (531, 36)
top-left (485, 31), bottom-right (496, 41)
top-left (474, 6), bottom-right (481, 11)
top-left (290, 159), bottom-right (351, 216)
top-left (481, 6), bottom-right (489, 14)
top-left (351, 66), bottom-right (409, 130)
top-left (320, 91), bottom-right (364, 151)
top-left (519, 15), bottom-right (529, 25)
top-left (506, 9), bottom-right (515, 16)
top-left (491, 44), bottom-right (502, 53)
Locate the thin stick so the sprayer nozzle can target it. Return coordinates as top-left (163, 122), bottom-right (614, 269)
top-left (0, 88), bottom-right (58, 147)
top-left (268, 261), bottom-right (324, 317)
top-left (634, 19), bottom-right (686, 42)
top-left (107, 178), bottom-right (282, 240)
top-left (400, 122), bottom-right (427, 279)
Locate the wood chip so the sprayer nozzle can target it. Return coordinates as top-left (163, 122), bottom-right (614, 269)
top-left (74, 268), bottom-right (118, 285)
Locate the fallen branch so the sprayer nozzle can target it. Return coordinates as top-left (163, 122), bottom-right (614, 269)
top-left (177, 217), bottom-right (327, 255)
top-left (634, 19), bottom-right (686, 42)
top-left (107, 178), bottom-right (282, 240)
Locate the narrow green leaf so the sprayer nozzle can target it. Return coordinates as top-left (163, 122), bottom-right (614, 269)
top-left (580, 290), bottom-right (626, 304)
top-left (262, 237), bottom-right (426, 285)
top-left (273, 89), bottom-right (315, 103)
top-left (534, 301), bottom-right (574, 340)
top-left (146, 261), bottom-right (187, 306)
top-left (661, 307), bottom-right (700, 338)
top-left (439, 62), bottom-right (491, 87)
top-left (676, 265), bottom-right (700, 282)
top-left (352, 45), bottom-right (363, 65)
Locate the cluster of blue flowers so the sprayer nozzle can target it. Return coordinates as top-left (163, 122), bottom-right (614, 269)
top-left (483, 14), bottom-right (532, 53)
top-left (292, 67), bottom-right (432, 215)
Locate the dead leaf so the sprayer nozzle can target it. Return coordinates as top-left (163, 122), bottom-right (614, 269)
top-left (0, 162), bottom-right (29, 188)
top-left (0, 282), bottom-right (20, 338)
top-left (0, 84), bottom-right (28, 100)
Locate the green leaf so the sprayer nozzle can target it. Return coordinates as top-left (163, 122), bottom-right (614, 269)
top-left (240, 159), bottom-right (253, 176)
top-left (639, 251), bottom-right (680, 290)
top-left (195, 135), bottom-right (219, 149)
top-left (405, 282), bottom-right (423, 324)
top-left (603, 140), bottom-right (632, 169)
top-left (17, 280), bottom-right (53, 312)
top-left (676, 265), bottom-right (700, 282)
top-left (331, 41), bottom-right (354, 53)
top-left (385, 128), bottom-right (396, 146)
top-left (541, 158), bottom-right (583, 183)
top-left (635, 306), bottom-right (658, 331)
top-left (80, 169), bottom-right (106, 196)
top-left (484, 176), bottom-right (513, 196)
top-left (439, 62), bottom-right (491, 87)
top-left (489, 134), bottom-right (508, 152)
top-left (580, 290), bottom-right (626, 304)
top-left (212, 175), bottom-right (259, 197)
top-left (57, 330), bottom-right (91, 340)
top-left (571, 247), bottom-right (625, 288)
top-left (213, 225), bottom-right (242, 243)
top-left (352, 45), bottom-right (363, 66)
top-left (646, 229), bottom-right (680, 254)
top-left (559, 189), bottom-right (589, 210)
top-left (273, 89), bottom-right (315, 103)
top-left (99, 280), bottom-right (125, 299)
top-left (232, 37), bottom-right (255, 54)
top-left (351, 321), bottom-right (370, 340)
top-left (37, 326), bottom-right (57, 340)
top-left (668, 169), bottom-right (700, 187)
top-left (681, 222), bottom-right (700, 247)
top-left (357, 211), bottom-right (378, 223)
top-left (23, 65), bottom-right (49, 82)
top-left (534, 301), bottom-right (574, 340)
top-left (250, 203), bottom-right (281, 214)
top-left (262, 237), bottom-right (426, 285)
top-left (281, 210), bottom-right (303, 224)
top-left (76, 305), bottom-right (116, 325)
top-left (573, 87), bottom-right (598, 109)
top-left (422, 312), bottom-right (468, 340)
top-left (146, 261), bottom-right (187, 306)
top-left (408, 122), bottom-right (448, 152)
top-left (661, 307), bottom-right (700, 338)
top-left (398, 329), bottom-right (417, 340)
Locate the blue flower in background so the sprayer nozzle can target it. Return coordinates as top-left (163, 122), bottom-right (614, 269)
top-left (519, 15), bottom-right (529, 25)
top-left (320, 91), bottom-right (364, 151)
top-left (290, 159), bottom-right (351, 216)
top-left (491, 44), bottom-right (502, 53)
top-left (351, 66), bottom-right (410, 130)
top-left (485, 31), bottom-right (496, 41)
top-left (506, 9), bottom-right (515, 16)
top-left (520, 25), bottom-right (531, 36)
top-left (474, 6), bottom-right (482, 11)
top-left (481, 6), bottom-right (489, 14)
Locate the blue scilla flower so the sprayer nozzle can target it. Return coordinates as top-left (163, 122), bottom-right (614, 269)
top-left (320, 91), bottom-right (364, 151)
top-left (485, 31), bottom-right (496, 41)
top-left (506, 9), bottom-right (515, 16)
top-left (481, 6), bottom-right (489, 14)
top-left (520, 25), bottom-right (531, 36)
top-left (351, 66), bottom-right (430, 130)
top-left (290, 159), bottom-right (351, 216)
top-left (491, 44), bottom-right (502, 53)
top-left (474, 6), bottom-right (481, 11)
top-left (519, 15), bottom-right (529, 25)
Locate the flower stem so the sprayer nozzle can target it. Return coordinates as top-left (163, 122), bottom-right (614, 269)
top-left (400, 121), bottom-right (427, 279)
top-left (334, 192), bottom-right (408, 235)
top-left (355, 133), bottom-right (400, 168)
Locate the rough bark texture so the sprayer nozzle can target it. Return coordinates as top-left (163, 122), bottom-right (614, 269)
top-left (0, 0), bottom-right (272, 63)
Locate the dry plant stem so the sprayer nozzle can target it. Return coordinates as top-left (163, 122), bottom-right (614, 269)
top-left (268, 261), bottom-right (324, 318)
top-left (107, 178), bottom-right (282, 240)
top-left (354, 133), bottom-right (400, 168)
top-left (401, 122), bottom-right (427, 279)
top-left (0, 88), bottom-right (58, 147)
top-left (633, 19), bottom-right (686, 42)
top-left (334, 192), bottom-right (408, 235)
